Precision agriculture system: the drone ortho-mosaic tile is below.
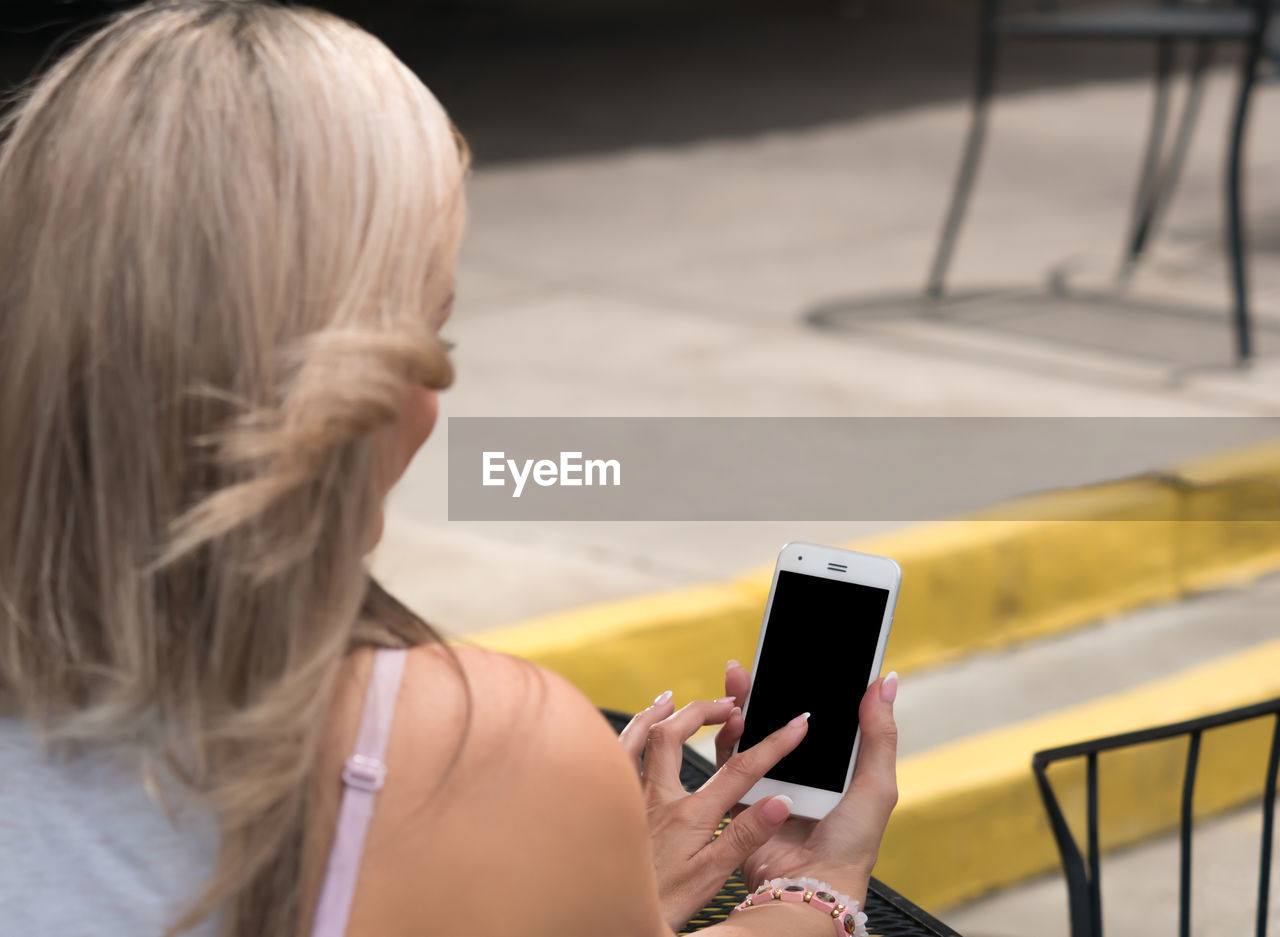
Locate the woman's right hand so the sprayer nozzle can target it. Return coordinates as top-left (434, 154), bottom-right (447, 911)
top-left (722, 668), bottom-right (900, 909)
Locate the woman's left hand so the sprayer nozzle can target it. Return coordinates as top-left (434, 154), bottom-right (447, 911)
top-left (715, 660), bottom-right (900, 911)
top-left (617, 685), bottom-right (802, 931)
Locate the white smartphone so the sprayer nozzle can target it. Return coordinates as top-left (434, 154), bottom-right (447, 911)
top-left (733, 541), bottom-right (901, 820)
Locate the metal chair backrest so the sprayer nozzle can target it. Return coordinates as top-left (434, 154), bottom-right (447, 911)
top-left (1032, 696), bottom-right (1280, 937)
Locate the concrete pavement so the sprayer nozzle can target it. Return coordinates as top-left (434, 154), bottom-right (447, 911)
top-left (373, 65), bottom-right (1280, 632)
top-left (949, 797), bottom-right (1280, 937)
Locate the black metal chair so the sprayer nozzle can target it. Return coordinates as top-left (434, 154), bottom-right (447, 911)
top-left (927, 0), bottom-right (1276, 363)
top-left (1032, 695), bottom-right (1280, 937)
top-left (601, 708), bottom-right (965, 937)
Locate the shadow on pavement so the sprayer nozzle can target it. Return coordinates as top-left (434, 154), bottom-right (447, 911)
top-left (3, 0), bottom-right (1178, 166)
top-left (806, 283), bottom-right (1280, 374)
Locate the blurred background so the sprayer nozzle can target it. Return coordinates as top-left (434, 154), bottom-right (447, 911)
top-left (4, 2), bottom-right (1279, 935)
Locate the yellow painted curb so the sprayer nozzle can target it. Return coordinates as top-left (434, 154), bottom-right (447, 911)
top-left (1176, 440), bottom-right (1280, 591)
top-left (476, 440), bottom-right (1280, 716)
top-left (881, 638), bottom-right (1280, 910)
top-left (473, 581), bottom-right (763, 711)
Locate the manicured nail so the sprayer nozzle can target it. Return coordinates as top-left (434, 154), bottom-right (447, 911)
top-left (881, 671), bottom-right (899, 704)
top-left (788, 711), bottom-right (811, 728)
top-left (730, 706), bottom-right (742, 719)
top-left (762, 794), bottom-right (793, 824)
top-left (654, 690), bottom-right (673, 706)
top-left (714, 696), bottom-right (735, 704)
top-left (726, 659), bottom-right (740, 671)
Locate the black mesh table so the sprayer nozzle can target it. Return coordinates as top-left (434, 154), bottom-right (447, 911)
top-left (602, 709), bottom-right (964, 937)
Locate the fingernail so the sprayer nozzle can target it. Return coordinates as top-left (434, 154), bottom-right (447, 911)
top-left (726, 659), bottom-right (740, 671)
top-left (761, 794), bottom-right (793, 824)
top-left (881, 672), bottom-right (899, 704)
top-left (788, 711), bottom-right (811, 728)
top-left (713, 696), bottom-right (735, 704)
top-left (654, 689), bottom-right (673, 706)
top-left (730, 706), bottom-right (741, 719)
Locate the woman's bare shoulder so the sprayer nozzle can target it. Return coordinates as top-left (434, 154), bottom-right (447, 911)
top-left (329, 643), bottom-right (670, 937)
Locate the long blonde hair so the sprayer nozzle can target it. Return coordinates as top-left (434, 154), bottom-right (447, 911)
top-left (0, 3), bottom-right (466, 935)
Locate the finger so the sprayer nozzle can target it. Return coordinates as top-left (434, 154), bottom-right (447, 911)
top-left (618, 690), bottom-right (676, 773)
top-left (724, 659), bottom-right (750, 707)
top-left (643, 698), bottom-right (737, 800)
top-left (697, 711), bottom-right (810, 814)
top-left (715, 659), bottom-right (751, 768)
top-left (705, 794), bottom-right (793, 874)
top-left (714, 705), bottom-right (743, 769)
top-left (845, 672), bottom-right (899, 818)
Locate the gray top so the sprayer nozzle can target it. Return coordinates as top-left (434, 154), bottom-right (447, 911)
top-left (0, 718), bottom-right (220, 937)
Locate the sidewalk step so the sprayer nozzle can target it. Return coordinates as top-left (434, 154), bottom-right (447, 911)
top-left (887, 637), bottom-right (1279, 910)
top-left (893, 576), bottom-right (1280, 757)
top-left (688, 573), bottom-right (1280, 762)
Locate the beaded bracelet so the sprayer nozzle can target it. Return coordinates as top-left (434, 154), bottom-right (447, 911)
top-left (730, 876), bottom-right (869, 936)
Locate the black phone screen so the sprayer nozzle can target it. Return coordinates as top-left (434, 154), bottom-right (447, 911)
top-left (737, 570), bottom-right (890, 793)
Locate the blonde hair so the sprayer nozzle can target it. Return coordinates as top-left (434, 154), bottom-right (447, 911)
top-left (0, 2), bottom-right (466, 935)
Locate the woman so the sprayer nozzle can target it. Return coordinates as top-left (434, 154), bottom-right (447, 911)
top-left (0, 3), bottom-right (899, 936)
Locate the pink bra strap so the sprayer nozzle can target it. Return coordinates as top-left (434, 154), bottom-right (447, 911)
top-left (308, 647), bottom-right (407, 937)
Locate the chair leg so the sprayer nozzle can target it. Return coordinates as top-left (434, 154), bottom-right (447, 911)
top-left (1226, 17), bottom-right (1267, 364)
top-left (1129, 38), bottom-right (1212, 276)
top-left (1120, 37), bottom-right (1174, 281)
top-left (925, 0), bottom-right (998, 299)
